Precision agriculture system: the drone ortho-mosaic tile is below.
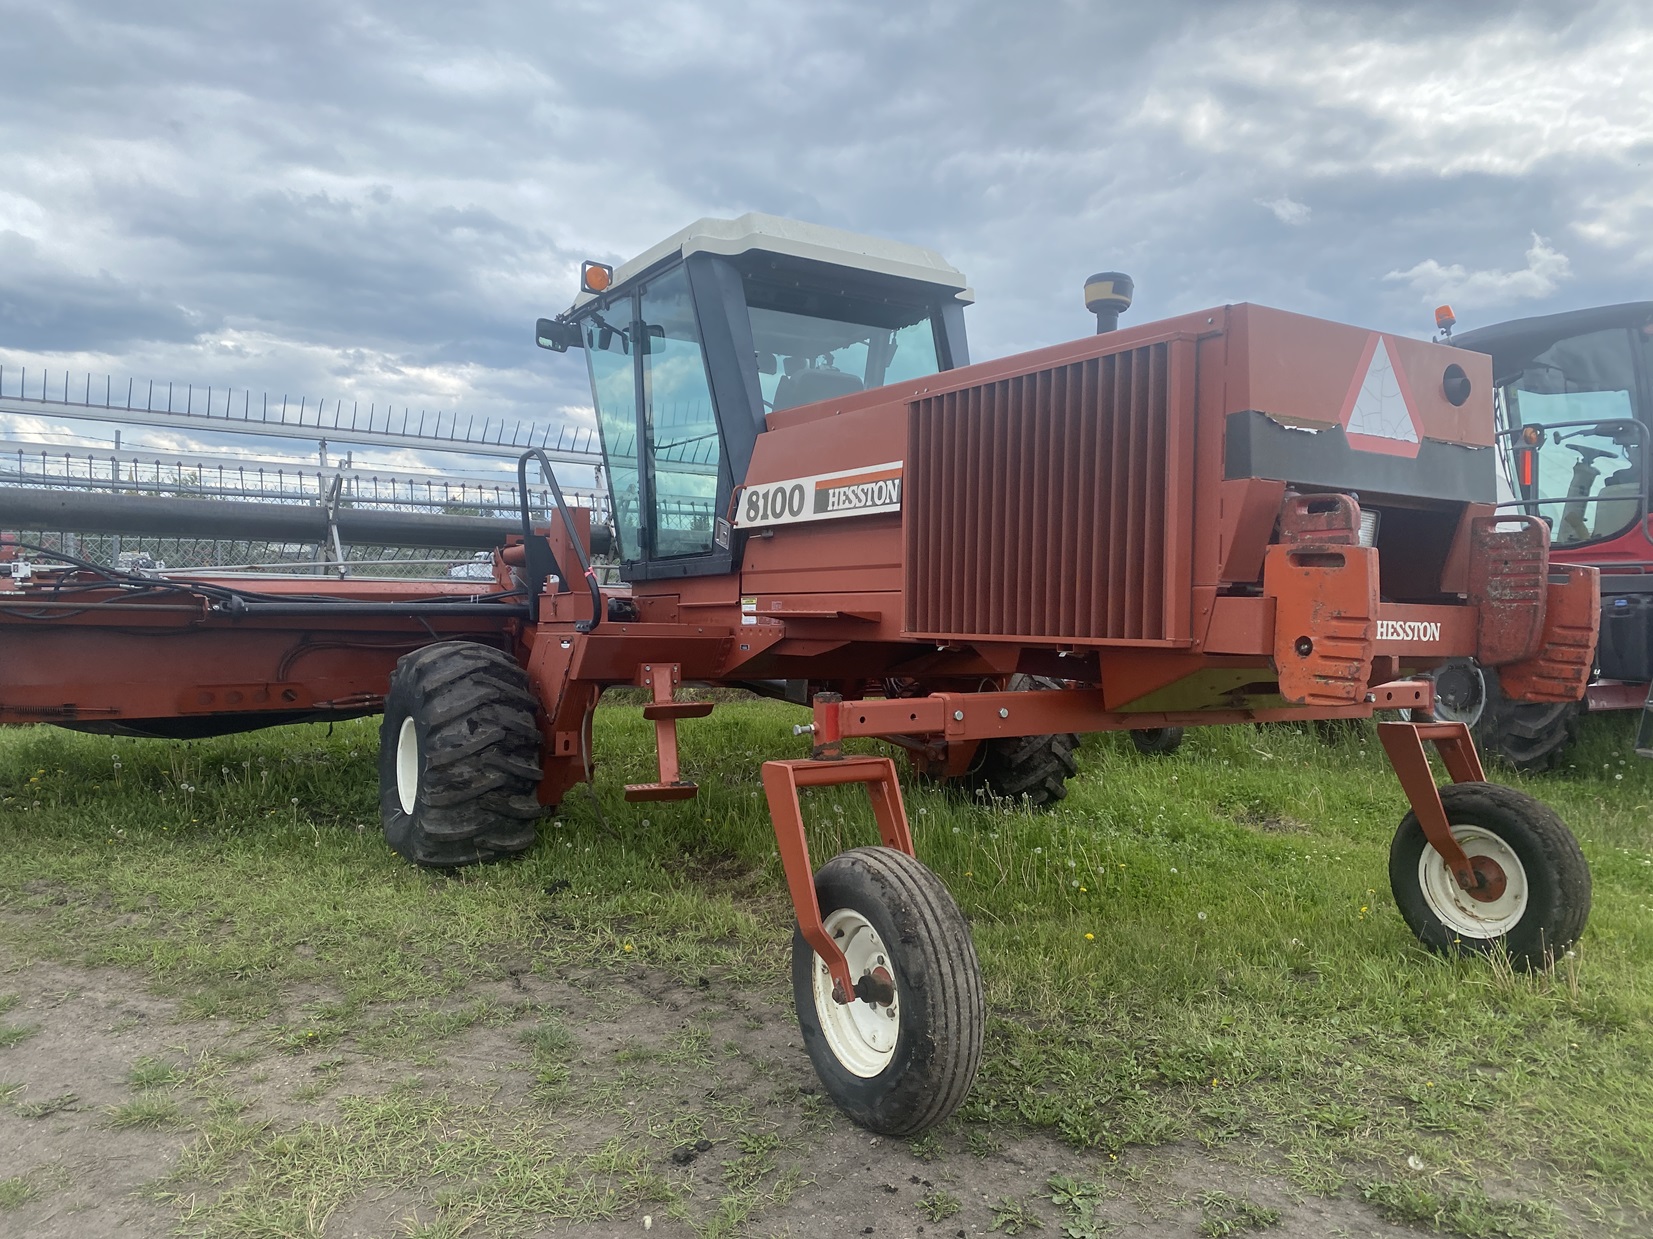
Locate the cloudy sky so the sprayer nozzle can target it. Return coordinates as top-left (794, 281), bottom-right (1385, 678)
top-left (2, 0), bottom-right (1650, 473)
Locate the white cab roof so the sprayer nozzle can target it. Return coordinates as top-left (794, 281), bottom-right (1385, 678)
top-left (575, 212), bottom-right (972, 308)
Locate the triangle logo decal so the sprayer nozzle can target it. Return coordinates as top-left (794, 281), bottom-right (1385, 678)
top-left (1341, 335), bottom-right (1422, 457)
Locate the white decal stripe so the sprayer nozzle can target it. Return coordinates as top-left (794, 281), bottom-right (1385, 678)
top-left (735, 461), bottom-right (905, 529)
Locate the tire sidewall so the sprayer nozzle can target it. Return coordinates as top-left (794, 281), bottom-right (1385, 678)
top-left (792, 854), bottom-right (941, 1132)
top-left (378, 663), bottom-right (429, 862)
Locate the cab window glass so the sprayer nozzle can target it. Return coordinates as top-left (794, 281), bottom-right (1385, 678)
top-left (746, 282), bottom-right (940, 412)
top-left (1505, 327), bottom-right (1637, 426)
top-left (1522, 423), bottom-right (1642, 546)
top-left (639, 267), bottom-right (721, 558)
top-left (584, 296), bottom-right (641, 561)
top-left (1503, 328), bottom-right (1643, 546)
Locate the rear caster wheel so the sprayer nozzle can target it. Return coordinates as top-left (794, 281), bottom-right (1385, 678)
top-left (1388, 782), bottom-right (1591, 969)
top-left (792, 847), bottom-right (984, 1135)
top-left (1129, 727), bottom-right (1183, 756)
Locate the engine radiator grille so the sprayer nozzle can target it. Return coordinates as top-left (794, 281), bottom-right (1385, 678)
top-left (904, 340), bottom-right (1193, 644)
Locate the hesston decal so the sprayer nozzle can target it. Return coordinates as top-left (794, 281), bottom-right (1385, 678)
top-left (734, 462), bottom-right (904, 529)
top-left (1376, 619), bottom-right (1442, 643)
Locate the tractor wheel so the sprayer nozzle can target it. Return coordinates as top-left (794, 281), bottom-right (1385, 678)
top-left (378, 641), bottom-right (545, 868)
top-left (963, 675), bottom-right (1080, 806)
top-left (792, 847), bottom-right (984, 1135)
top-left (1129, 727), bottom-right (1184, 756)
top-left (1388, 782), bottom-right (1591, 969)
top-left (1473, 667), bottom-right (1579, 772)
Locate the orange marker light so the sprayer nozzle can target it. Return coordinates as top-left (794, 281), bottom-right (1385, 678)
top-left (581, 261), bottom-right (614, 294)
top-left (1434, 304), bottom-right (1456, 331)
top-left (1521, 425), bottom-right (1542, 446)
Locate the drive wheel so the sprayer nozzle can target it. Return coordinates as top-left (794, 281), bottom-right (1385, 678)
top-left (792, 847), bottom-right (984, 1135)
top-left (1473, 666), bottom-right (1579, 771)
top-left (1129, 727), bottom-right (1184, 756)
top-left (963, 675), bottom-right (1080, 806)
top-left (1388, 782), bottom-right (1590, 969)
top-left (379, 641), bottom-right (544, 868)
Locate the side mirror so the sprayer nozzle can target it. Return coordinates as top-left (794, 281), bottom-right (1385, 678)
top-left (535, 317), bottom-right (584, 353)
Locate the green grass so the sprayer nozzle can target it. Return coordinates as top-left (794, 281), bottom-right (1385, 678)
top-left (128, 1055), bottom-right (186, 1090)
top-left (107, 1095), bottom-right (189, 1130)
top-left (1198, 1189), bottom-right (1283, 1236)
top-left (0, 1176), bottom-right (36, 1210)
top-left (155, 1084), bottom-right (668, 1238)
top-left (1, 703), bottom-right (1651, 1235)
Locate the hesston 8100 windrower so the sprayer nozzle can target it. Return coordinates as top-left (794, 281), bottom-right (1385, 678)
top-left (0, 215), bottom-right (1600, 1134)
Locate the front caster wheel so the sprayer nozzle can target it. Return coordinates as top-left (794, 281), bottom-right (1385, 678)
top-left (1388, 782), bottom-right (1591, 969)
top-left (792, 847), bottom-right (984, 1135)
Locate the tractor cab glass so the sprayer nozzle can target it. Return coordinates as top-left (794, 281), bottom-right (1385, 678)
top-left (1499, 327), bottom-right (1649, 546)
top-left (746, 283), bottom-right (942, 411)
top-left (576, 242), bottom-right (963, 581)
top-left (583, 267), bottom-right (724, 564)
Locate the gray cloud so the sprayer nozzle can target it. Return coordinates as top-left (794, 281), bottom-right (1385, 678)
top-left (0, 0), bottom-right (1649, 467)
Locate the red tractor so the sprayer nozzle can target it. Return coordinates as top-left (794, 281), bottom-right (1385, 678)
top-left (1442, 302), bottom-right (1653, 766)
top-left (0, 215), bottom-right (1598, 1134)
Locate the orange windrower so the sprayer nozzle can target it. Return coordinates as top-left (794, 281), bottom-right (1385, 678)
top-left (0, 214), bottom-right (1599, 1138)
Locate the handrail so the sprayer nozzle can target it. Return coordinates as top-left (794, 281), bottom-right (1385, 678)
top-left (516, 449), bottom-right (603, 633)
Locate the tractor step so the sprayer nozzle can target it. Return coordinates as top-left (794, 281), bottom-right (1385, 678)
top-left (629, 662), bottom-right (704, 802)
top-left (624, 781), bottom-right (700, 802)
top-left (642, 701), bottom-right (715, 720)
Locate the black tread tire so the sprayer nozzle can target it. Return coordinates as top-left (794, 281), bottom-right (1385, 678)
top-left (1388, 781), bottom-right (1591, 969)
top-left (963, 675), bottom-right (1080, 807)
top-left (1473, 669), bottom-right (1579, 772)
top-left (792, 847), bottom-right (984, 1135)
top-left (378, 641), bottom-right (544, 868)
top-left (1130, 727), bottom-right (1184, 756)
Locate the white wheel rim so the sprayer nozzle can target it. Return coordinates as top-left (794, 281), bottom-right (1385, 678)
top-left (812, 908), bottom-right (900, 1078)
top-left (1418, 825), bottom-right (1529, 938)
top-left (396, 717), bottom-right (420, 816)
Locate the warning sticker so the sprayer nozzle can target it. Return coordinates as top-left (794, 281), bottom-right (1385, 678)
top-left (1341, 335), bottom-right (1422, 457)
top-left (734, 462), bottom-right (904, 529)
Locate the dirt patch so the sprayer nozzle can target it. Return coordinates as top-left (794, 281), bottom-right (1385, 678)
top-left (0, 960), bottom-right (205, 1237)
top-left (0, 945), bottom-right (1452, 1239)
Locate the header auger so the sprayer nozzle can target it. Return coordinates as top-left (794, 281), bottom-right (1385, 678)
top-left (0, 214), bottom-right (1597, 1133)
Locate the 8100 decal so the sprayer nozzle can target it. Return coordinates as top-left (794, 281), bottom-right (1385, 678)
top-left (734, 462), bottom-right (904, 529)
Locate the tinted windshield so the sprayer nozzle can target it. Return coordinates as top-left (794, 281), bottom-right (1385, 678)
top-left (745, 281), bottom-right (941, 411)
top-left (1501, 327), bottom-right (1644, 545)
top-left (1503, 327), bottom-right (1639, 428)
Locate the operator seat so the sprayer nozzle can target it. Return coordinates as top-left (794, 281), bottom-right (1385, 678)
top-left (1593, 466), bottom-right (1642, 539)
